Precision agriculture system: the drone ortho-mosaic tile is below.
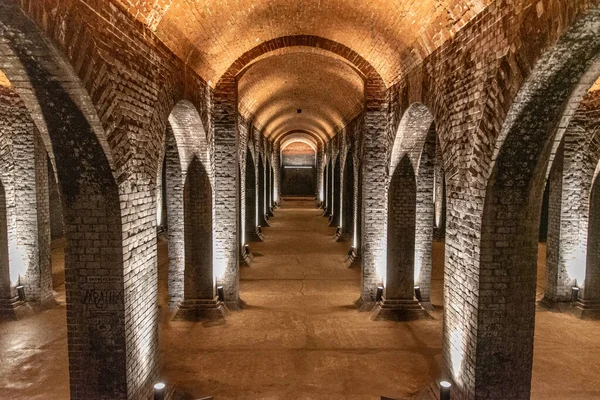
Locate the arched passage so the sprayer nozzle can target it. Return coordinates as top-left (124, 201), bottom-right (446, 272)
top-left (258, 155), bottom-right (267, 227)
top-left (266, 159), bottom-right (273, 217)
top-left (163, 101), bottom-right (212, 312)
top-left (0, 18), bottom-right (128, 399)
top-left (326, 159), bottom-right (334, 216)
top-left (342, 150), bottom-right (355, 241)
top-left (331, 156), bottom-right (342, 227)
top-left (464, 9), bottom-right (600, 399)
top-left (244, 148), bottom-right (259, 243)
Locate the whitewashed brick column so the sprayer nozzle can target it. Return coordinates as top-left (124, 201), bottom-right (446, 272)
top-left (212, 76), bottom-right (240, 308)
top-left (360, 79), bottom-right (389, 306)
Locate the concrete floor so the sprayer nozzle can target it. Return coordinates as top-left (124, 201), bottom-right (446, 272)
top-left (1, 198), bottom-right (599, 399)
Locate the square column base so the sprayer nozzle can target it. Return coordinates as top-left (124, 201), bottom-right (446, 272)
top-left (172, 297), bottom-right (228, 324)
top-left (345, 249), bottom-right (361, 268)
top-left (573, 299), bottom-right (600, 320)
top-left (0, 297), bottom-right (32, 320)
top-left (371, 299), bottom-right (431, 321)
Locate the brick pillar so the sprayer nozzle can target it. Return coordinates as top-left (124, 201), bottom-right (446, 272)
top-left (273, 142), bottom-right (281, 204)
top-left (332, 156), bottom-right (341, 226)
top-left (266, 160), bottom-right (273, 216)
top-left (0, 180), bottom-right (9, 301)
top-left (0, 84), bottom-right (53, 306)
top-left (212, 76), bottom-right (240, 308)
top-left (316, 145), bottom-right (324, 204)
top-left (433, 136), bottom-right (446, 240)
top-left (543, 143), bottom-right (572, 304)
top-left (386, 156), bottom-right (416, 300)
top-left (359, 79), bottom-right (389, 308)
top-left (581, 174), bottom-right (600, 317)
top-left (342, 151), bottom-right (355, 239)
top-left (326, 160), bottom-right (334, 215)
top-left (414, 124), bottom-right (436, 305)
top-left (258, 155), bottom-right (267, 226)
top-left (165, 127), bottom-right (185, 309)
top-left (175, 158), bottom-right (224, 321)
top-left (244, 150), bottom-right (259, 242)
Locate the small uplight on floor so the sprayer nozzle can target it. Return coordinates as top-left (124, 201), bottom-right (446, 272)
top-left (440, 380), bottom-right (452, 400)
top-left (16, 285), bottom-right (26, 302)
top-left (154, 382), bottom-right (166, 400)
top-left (414, 285), bottom-right (422, 302)
top-left (376, 286), bottom-right (384, 302)
top-left (217, 285), bottom-right (225, 302)
top-left (571, 286), bottom-right (580, 303)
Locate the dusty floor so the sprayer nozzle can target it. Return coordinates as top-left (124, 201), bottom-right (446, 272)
top-left (0, 198), bottom-right (599, 399)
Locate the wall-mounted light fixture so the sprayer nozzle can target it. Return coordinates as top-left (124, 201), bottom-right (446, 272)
top-left (376, 286), bottom-right (384, 302)
top-left (414, 286), bottom-right (422, 302)
top-left (217, 286), bottom-right (225, 302)
top-left (571, 286), bottom-right (580, 303)
top-left (154, 382), bottom-right (165, 400)
top-left (440, 380), bottom-right (451, 400)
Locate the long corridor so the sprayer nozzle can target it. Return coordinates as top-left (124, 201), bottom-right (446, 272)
top-left (159, 197), bottom-right (444, 399)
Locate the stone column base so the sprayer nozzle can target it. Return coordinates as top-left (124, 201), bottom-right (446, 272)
top-left (172, 297), bottom-right (227, 323)
top-left (371, 299), bottom-right (431, 321)
top-left (241, 248), bottom-right (253, 267)
top-left (345, 248), bottom-right (361, 268)
top-left (0, 297), bottom-right (32, 320)
top-left (538, 297), bottom-right (600, 319)
top-left (254, 227), bottom-right (265, 241)
top-left (354, 297), bottom-right (377, 312)
top-left (574, 299), bottom-right (600, 320)
top-left (333, 227), bottom-right (343, 241)
top-left (263, 216), bottom-right (272, 227)
top-left (225, 297), bottom-right (247, 312)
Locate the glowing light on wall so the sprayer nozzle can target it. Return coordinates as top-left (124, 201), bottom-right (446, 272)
top-left (8, 233), bottom-right (26, 285)
top-left (213, 255), bottom-right (227, 282)
top-left (449, 325), bottom-right (464, 381)
top-left (566, 245), bottom-right (586, 286)
top-left (376, 248), bottom-right (387, 287)
top-left (156, 199), bottom-right (163, 226)
top-left (414, 253), bottom-right (421, 285)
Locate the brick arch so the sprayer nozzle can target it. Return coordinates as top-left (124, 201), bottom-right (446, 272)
top-left (276, 130), bottom-right (325, 148)
top-left (217, 35), bottom-right (385, 89)
top-left (163, 100), bottom-right (213, 309)
top-left (0, 7), bottom-right (131, 400)
top-left (389, 103), bottom-right (438, 306)
top-left (473, 7), bottom-right (600, 399)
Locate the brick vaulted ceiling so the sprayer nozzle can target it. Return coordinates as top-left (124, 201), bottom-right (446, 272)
top-left (115, 0), bottom-right (493, 140)
top-left (238, 50), bottom-right (365, 140)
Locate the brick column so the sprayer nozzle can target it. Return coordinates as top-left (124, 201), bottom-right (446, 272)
top-left (543, 143), bottom-right (572, 305)
top-left (273, 142), bottom-right (281, 204)
top-left (414, 124), bottom-right (436, 306)
top-left (359, 80), bottom-right (389, 308)
top-left (165, 128), bottom-right (185, 309)
top-left (212, 76), bottom-right (241, 308)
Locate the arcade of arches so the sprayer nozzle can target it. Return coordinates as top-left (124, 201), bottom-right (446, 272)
top-left (1, 0), bottom-right (600, 399)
